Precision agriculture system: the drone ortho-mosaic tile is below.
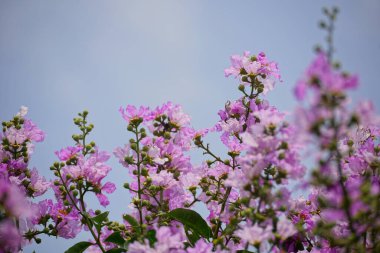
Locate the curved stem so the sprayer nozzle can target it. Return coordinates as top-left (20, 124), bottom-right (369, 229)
top-left (134, 126), bottom-right (144, 234)
top-left (57, 170), bottom-right (106, 253)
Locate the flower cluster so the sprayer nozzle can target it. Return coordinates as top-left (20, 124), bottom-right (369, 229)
top-left (293, 50), bottom-right (380, 251)
top-left (1, 8), bottom-right (379, 253)
top-left (0, 107), bottom-right (47, 251)
top-left (0, 106), bottom-right (49, 197)
top-left (115, 102), bottom-right (197, 227)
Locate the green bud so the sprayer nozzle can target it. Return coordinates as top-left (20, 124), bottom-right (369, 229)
top-left (132, 198), bottom-right (140, 205)
top-left (72, 190), bottom-right (78, 197)
top-left (130, 143), bottom-right (137, 151)
top-left (124, 156), bottom-right (134, 164)
top-left (141, 168), bottom-right (148, 177)
top-left (164, 132), bottom-right (171, 139)
top-left (241, 76), bottom-right (249, 83)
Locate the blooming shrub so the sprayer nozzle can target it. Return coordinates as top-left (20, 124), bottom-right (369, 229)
top-left (1, 7), bottom-right (379, 253)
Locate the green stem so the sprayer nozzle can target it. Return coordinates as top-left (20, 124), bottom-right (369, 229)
top-left (57, 170), bottom-right (106, 253)
top-left (134, 126), bottom-right (144, 234)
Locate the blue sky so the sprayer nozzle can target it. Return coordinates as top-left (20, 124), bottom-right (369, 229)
top-left (0, 1), bottom-right (379, 252)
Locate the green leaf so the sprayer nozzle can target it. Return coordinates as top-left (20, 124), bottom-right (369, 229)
top-left (146, 229), bottom-right (157, 247)
top-left (92, 211), bottom-right (110, 224)
top-left (91, 211), bottom-right (110, 233)
top-left (184, 225), bottom-right (201, 246)
top-left (105, 248), bottom-right (126, 253)
top-left (64, 241), bottom-right (93, 253)
top-left (168, 208), bottom-right (212, 239)
top-left (123, 214), bottom-right (139, 228)
top-left (105, 232), bottom-right (125, 246)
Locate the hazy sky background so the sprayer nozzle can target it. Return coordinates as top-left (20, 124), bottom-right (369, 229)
top-left (1, 1), bottom-right (379, 252)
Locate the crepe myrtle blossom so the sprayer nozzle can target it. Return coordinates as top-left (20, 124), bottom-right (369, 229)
top-left (0, 220), bottom-right (24, 253)
top-left (0, 107), bottom-right (48, 198)
top-left (55, 146), bottom-right (83, 161)
top-left (2, 18), bottom-right (380, 252)
top-left (224, 51), bottom-right (280, 94)
top-left (54, 146), bottom-right (116, 207)
top-left (294, 52), bottom-right (358, 101)
top-left (292, 45), bottom-right (380, 251)
top-left (128, 226), bottom-right (185, 253)
top-left (0, 179), bottom-right (36, 252)
top-left (119, 105), bottom-right (151, 123)
top-left (236, 223), bottom-right (273, 248)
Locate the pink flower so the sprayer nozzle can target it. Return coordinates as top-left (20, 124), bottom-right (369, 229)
top-left (119, 105), bottom-right (150, 123)
top-left (277, 218), bottom-right (297, 240)
top-left (0, 220), bottom-right (23, 253)
top-left (55, 146), bottom-right (83, 161)
top-left (29, 168), bottom-right (51, 197)
top-left (96, 182), bottom-right (116, 207)
top-left (236, 224), bottom-right (273, 245)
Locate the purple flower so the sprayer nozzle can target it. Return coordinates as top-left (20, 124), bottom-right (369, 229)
top-left (0, 220), bottom-right (23, 253)
top-left (55, 146), bottom-right (83, 161)
top-left (119, 105), bottom-right (151, 123)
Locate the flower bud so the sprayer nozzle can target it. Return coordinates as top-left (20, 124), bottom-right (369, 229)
top-left (130, 143), bottom-right (137, 151)
top-left (164, 132), bottom-right (171, 139)
top-left (141, 168), bottom-right (148, 176)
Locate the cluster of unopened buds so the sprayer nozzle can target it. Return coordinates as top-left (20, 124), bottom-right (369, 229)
top-left (1, 7), bottom-right (379, 253)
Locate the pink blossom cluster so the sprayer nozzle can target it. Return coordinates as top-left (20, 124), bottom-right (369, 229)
top-left (291, 52), bottom-right (380, 251)
top-left (0, 107), bottom-right (48, 252)
top-left (1, 38), bottom-right (379, 253)
top-left (115, 102), bottom-right (198, 223)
